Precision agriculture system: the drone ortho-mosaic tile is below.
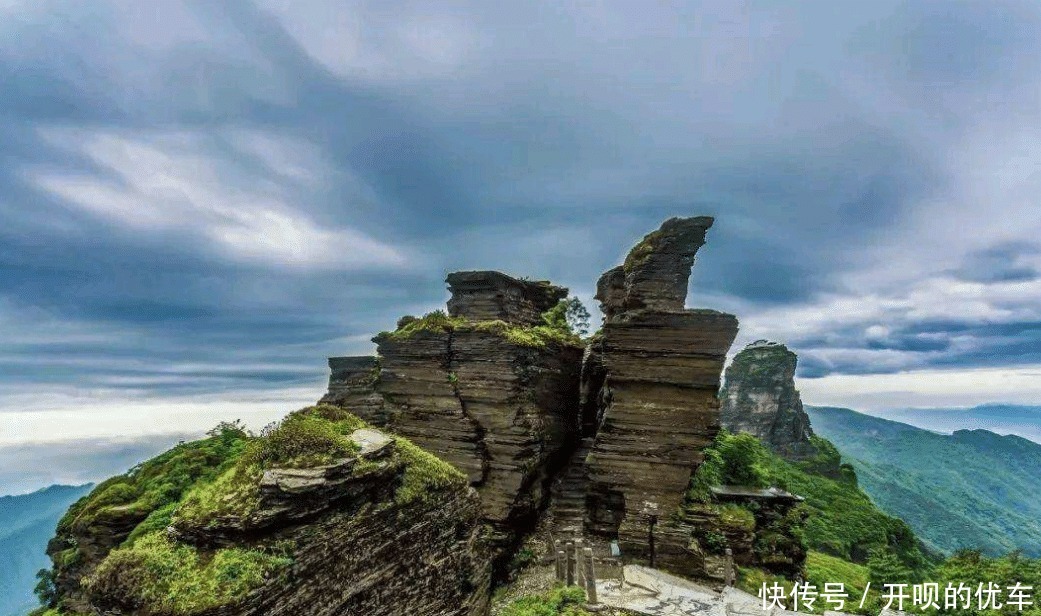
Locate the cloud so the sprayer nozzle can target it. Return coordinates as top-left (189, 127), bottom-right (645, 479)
top-left (0, 386), bottom-right (315, 445)
top-left (0, 434), bottom-right (194, 496)
top-left (800, 365), bottom-right (1041, 413)
top-left (29, 128), bottom-right (407, 270)
top-left (257, 0), bottom-right (480, 82)
top-left (3, 0), bottom-right (1041, 492)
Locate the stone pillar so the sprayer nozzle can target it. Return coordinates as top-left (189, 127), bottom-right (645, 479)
top-left (566, 542), bottom-right (576, 586)
top-left (725, 547), bottom-right (735, 586)
top-left (583, 217), bottom-right (739, 575)
top-left (583, 547), bottom-right (598, 604)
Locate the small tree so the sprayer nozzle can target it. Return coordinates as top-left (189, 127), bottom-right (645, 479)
top-left (34, 568), bottom-right (56, 607)
top-left (563, 297), bottom-right (590, 337)
top-left (542, 297), bottom-right (591, 337)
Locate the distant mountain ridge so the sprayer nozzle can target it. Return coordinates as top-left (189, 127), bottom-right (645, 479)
top-left (0, 484), bottom-right (93, 616)
top-left (877, 404), bottom-right (1041, 443)
top-left (806, 405), bottom-right (1041, 558)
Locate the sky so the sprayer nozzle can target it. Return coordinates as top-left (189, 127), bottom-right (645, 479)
top-left (3, 0), bottom-right (1041, 494)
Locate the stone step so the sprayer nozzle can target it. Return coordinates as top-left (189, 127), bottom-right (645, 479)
top-left (549, 438), bottom-right (598, 535)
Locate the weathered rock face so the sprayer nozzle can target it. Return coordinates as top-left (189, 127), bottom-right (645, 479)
top-left (319, 356), bottom-right (385, 425)
top-left (375, 332), bottom-right (582, 549)
top-left (446, 270), bottom-right (566, 326)
top-left (720, 341), bottom-right (817, 461)
top-left (50, 420), bottom-right (491, 616)
top-left (582, 217), bottom-right (740, 571)
top-left (606, 216), bottom-right (713, 315)
top-left (322, 272), bottom-right (584, 555)
top-left (218, 485), bottom-right (489, 616)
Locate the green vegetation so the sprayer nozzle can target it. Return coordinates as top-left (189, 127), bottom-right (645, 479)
top-left (374, 307), bottom-right (584, 348)
top-left (761, 444), bottom-right (927, 572)
top-left (713, 425), bottom-right (1041, 616)
top-left (929, 550), bottom-right (1041, 616)
top-left (84, 532), bottom-right (291, 615)
top-left (542, 296), bottom-right (591, 337)
top-left (40, 405), bottom-right (467, 614)
top-left (687, 430), bottom-right (769, 501)
top-left (391, 435), bottom-right (466, 505)
top-left (806, 405), bottom-right (1041, 557)
top-left (57, 422), bottom-right (250, 536)
top-left (687, 430), bottom-right (928, 577)
top-left (376, 310), bottom-right (468, 341)
top-left (174, 407), bottom-right (366, 527)
top-left (499, 586), bottom-right (592, 616)
top-left (739, 551), bottom-right (881, 615)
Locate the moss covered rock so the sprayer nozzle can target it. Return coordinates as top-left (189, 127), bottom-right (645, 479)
top-left (41, 407), bottom-right (490, 616)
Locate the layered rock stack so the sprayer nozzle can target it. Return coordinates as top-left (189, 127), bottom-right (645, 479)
top-left (320, 355), bottom-right (385, 425)
top-left (720, 341), bottom-right (817, 461)
top-left (326, 271), bottom-right (583, 553)
top-left (446, 270), bottom-right (567, 324)
top-left (582, 217), bottom-right (740, 568)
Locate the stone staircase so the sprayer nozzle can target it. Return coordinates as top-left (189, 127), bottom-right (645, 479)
top-left (549, 437), bottom-right (595, 538)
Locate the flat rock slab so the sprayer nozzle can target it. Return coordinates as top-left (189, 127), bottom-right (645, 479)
top-left (351, 428), bottom-right (394, 458)
top-left (595, 566), bottom-right (885, 616)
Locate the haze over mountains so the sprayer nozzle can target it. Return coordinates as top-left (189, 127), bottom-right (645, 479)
top-left (0, 484), bottom-right (92, 616)
top-left (807, 405), bottom-right (1041, 558)
top-left (875, 404), bottom-right (1041, 444)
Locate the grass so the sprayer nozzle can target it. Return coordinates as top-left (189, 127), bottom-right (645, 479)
top-left (84, 532), bottom-right (291, 615)
top-left (499, 586), bottom-right (592, 616)
top-left (174, 407), bottom-right (375, 527)
top-left (57, 425), bottom-right (250, 536)
top-left (622, 228), bottom-right (664, 274)
top-left (739, 552), bottom-right (878, 615)
top-left (375, 310), bottom-right (468, 341)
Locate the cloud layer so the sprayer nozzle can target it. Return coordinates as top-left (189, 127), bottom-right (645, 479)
top-left (3, 0), bottom-right (1041, 491)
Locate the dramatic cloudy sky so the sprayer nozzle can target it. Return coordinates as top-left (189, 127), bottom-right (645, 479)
top-left (3, 0), bottom-right (1041, 493)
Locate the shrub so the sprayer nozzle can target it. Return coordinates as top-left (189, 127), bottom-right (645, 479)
top-left (250, 412), bottom-right (359, 469)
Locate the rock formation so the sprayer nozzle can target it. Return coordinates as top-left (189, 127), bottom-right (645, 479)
top-left (319, 356), bottom-right (385, 424)
top-left (720, 341), bottom-right (817, 460)
top-left (581, 217), bottom-right (740, 573)
top-left (325, 271), bottom-right (583, 555)
top-left (44, 407), bottom-right (490, 616)
top-left (446, 270), bottom-right (566, 325)
top-left (41, 218), bottom-right (815, 616)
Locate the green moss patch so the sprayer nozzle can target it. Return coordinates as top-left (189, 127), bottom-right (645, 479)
top-left (393, 436), bottom-right (467, 505)
top-left (84, 532), bottom-right (291, 615)
top-left (174, 406), bottom-right (368, 527)
top-left (375, 310), bottom-right (468, 341)
top-left (622, 228), bottom-right (664, 274)
top-left (375, 308), bottom-right (583, 348)
top-left (58, 426), bottom-right (249, 536)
